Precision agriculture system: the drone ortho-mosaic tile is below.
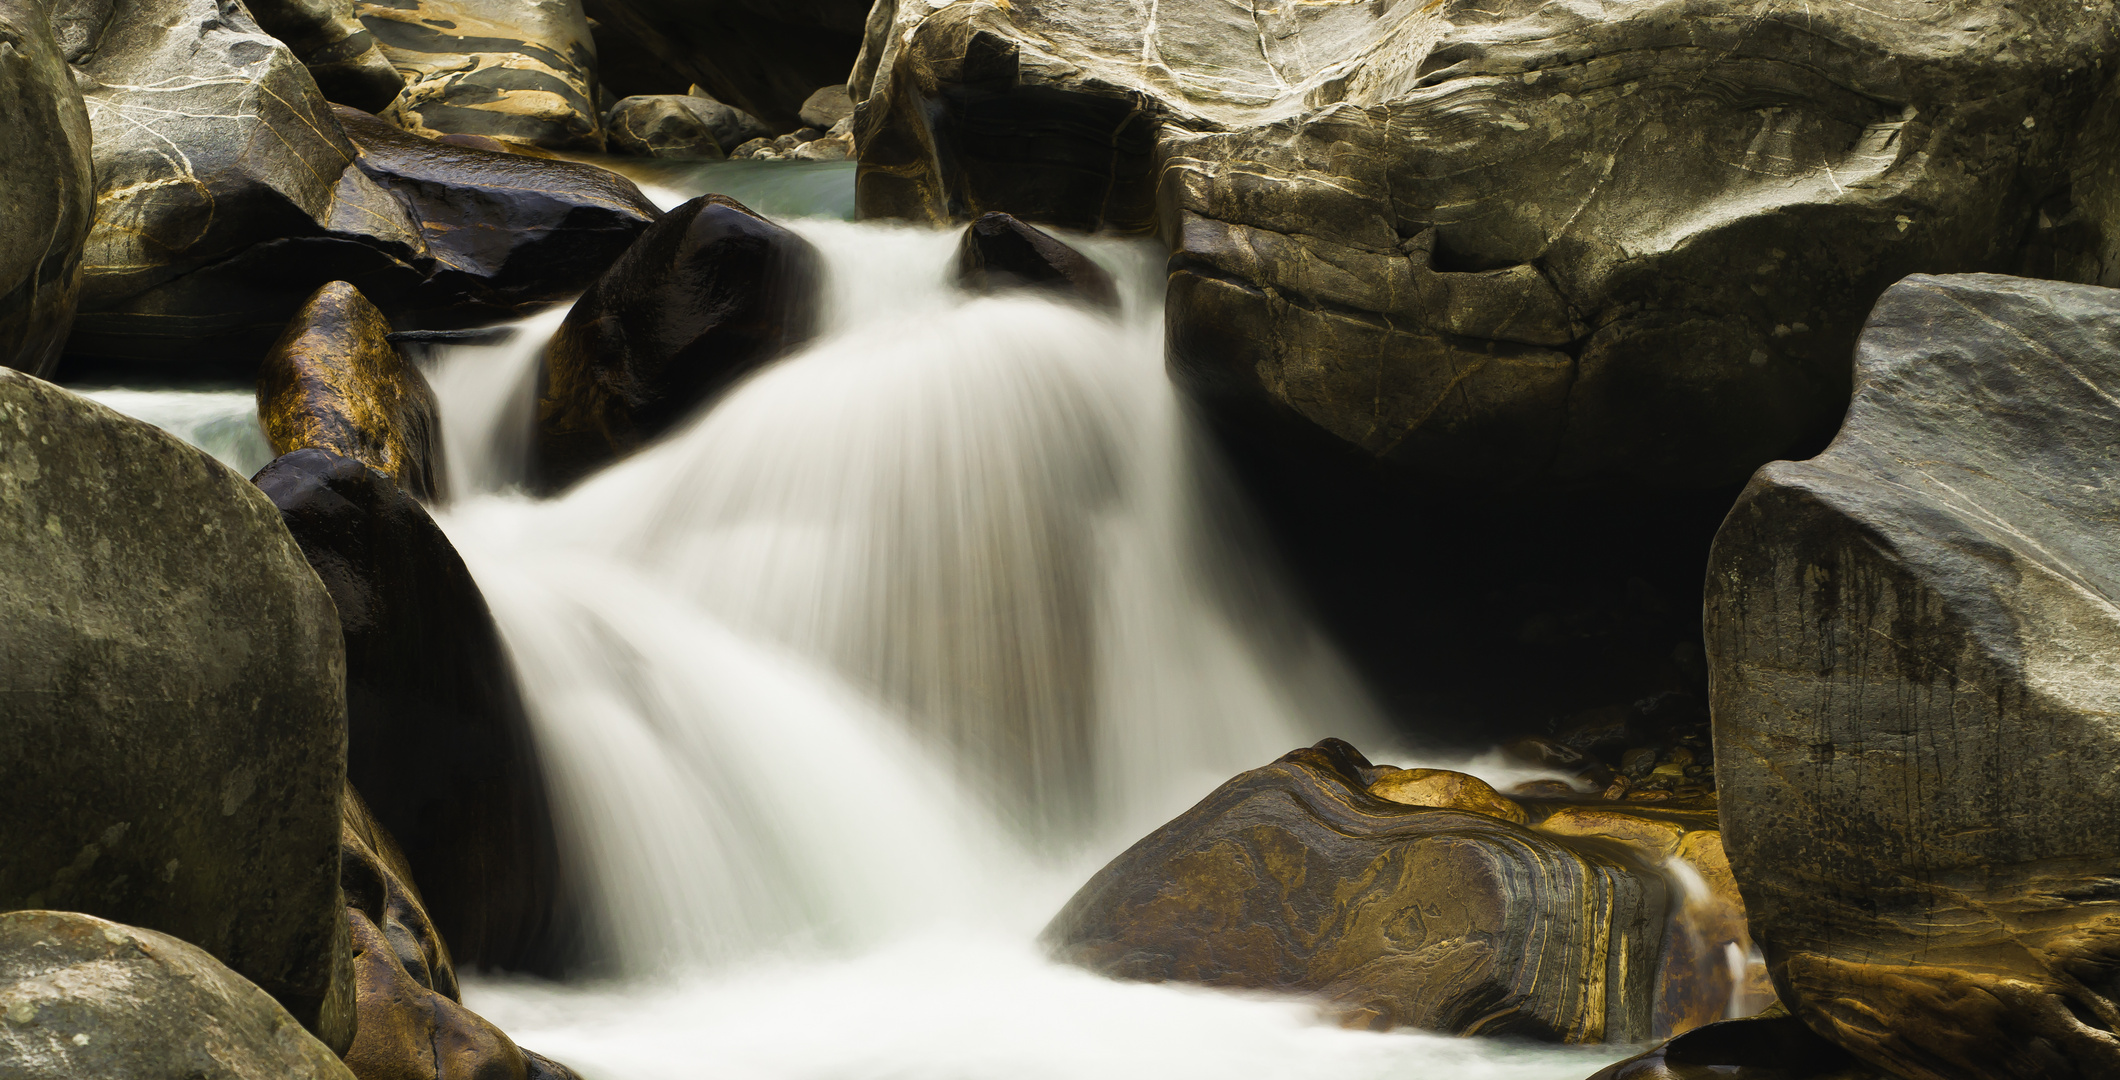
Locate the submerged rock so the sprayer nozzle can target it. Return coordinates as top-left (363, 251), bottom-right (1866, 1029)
top-left (1586, 1011), bottom-right (1881, 1080)
top-left (259, 282), bottom-right (447, 501)
top-left (246, 0), bottom-right (403, 111)
top-left (1051, 739), bottom-right (1673, 1042)
top-left (342, 788), bottom-right (582, 1080)
top-left (1707, 274), bottom-right (2120, 1080)
top-left (534, 194), bottom-right (822, 489)
top-left (852, 0), bottom-right (2120, 491)
top-left (0, 370), bottom-right (353, 1050)
top-left (574, 0), bottom-right (871, 128)
top-left (0, 911), bottom-right (357, 1080)
top-left (952, 213), bottom-right (1117, 310)
top-left (357, 0), bottom-right (604, 152)
top-left (257, 449), bottom-right (564, 975)
top-left (0, 0), bottom-right (93, 378)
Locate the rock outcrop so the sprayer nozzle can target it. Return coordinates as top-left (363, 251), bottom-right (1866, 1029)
top-left (341, 789), bottom-right (581, 1080)
top-left (0, 911), bottom-right (358, 1080)
top-left (356, 0), bottom-right (604, 152)
top-left (952, 212), bottom-right (1117, 310)
top-left (1047, 738), bottom-right (1762, 1043)
top-left (257, 448), bottom-right (563, 975)
top-left (1707, 274), bottom-right (2120, 1080)
top-left (534, 194), bottom-right (822, 489)
top-left (852, 0), bottom-right (2120, 492)
top-left (0, 0), bottom-right (94, 378)
top-left (246, 0), bottom-right (403, 111)
top-left (259, 282), bottom-right (447, 501)
top-left (0, 370), bottom-right (353, 1049)
top-left (575, 0), bottom-right (871, 128)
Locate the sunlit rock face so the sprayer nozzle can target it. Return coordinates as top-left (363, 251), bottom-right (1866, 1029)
top-left (1707, 275), bottom-right (2120, 1080)
top-left (852, 0), bottom-right (2120, 491)
top-left (1046, 739), bottom-right (1763, 1044)
top-left (356, 0), bottom-right (605, 152)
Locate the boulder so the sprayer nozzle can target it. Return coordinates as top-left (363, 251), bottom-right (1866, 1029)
top-left (259, 282), bottom-right (447, 501)
top-left (256, 448), bottom-right (563, 974)
top-left (574, 0), bottom-right (870, 129)
top-left (797, 83), bottom-right (852, 130)
top-left (952, 212), bottom-right (1117, 310)
top-left (245, 0), bottom-right (402, 111)
top-left (1585, 1011), bottom-right (1881, 1080)
top-left (1706, 274), bottom-right (2120, 1080)
top-left (356, 0), bottom-right (604, 152)
top-left (0, 911), bottom-right (358, 1080)
top-left (341, 789), bottom-right (582, 1080)
top-left (0, 370), bottom-right (353, 1049)
top-left (0, 0), bottom-right (93, 378)
top-left (534, 194), bottom-right (822, 489)
top-left (1049, 739), bottom-right (1678, 1042)
top-left (604, 94), bottom-right (735, 159)
top-left (852, 0), bottom-right (2120, 492)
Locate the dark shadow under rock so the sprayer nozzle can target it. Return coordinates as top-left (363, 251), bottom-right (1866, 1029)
top-left (1586, 1011), bottom-right (1881, 1080)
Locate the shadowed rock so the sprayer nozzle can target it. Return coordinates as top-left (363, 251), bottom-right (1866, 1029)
top-left (1707, 274), bottom-right (2120, 1080)
top-left (341, 788), bottom-right (583, 1080)
top-left (852, 0), bottom-right (2120, 492)
top-left (1586, 1011), bottom-right (1881, 1080)
top-left (952, 213), bottom-right (1117, 310)
top-left (0, 0), bottom-right (93, 378)
top-left (357, 0), bottom-right (604, 152)
top-left (534, 194), bottom-right (822, 489)
top-left (577, 0), bottom-right (871, 129)
top-left (1047, 739), bottom-right (1676, 1042)
top-left (605, 95), bottom-right (739, 159)
top-left (0, 912), bottom-right (358, 1080)
top-left (257, 448), bottom-right (565, 976)
top-left (259, 282), bottom-right (447, 501)
top-left (0, 370), bottom-right (353, 1050)
top-left (247, 0), bottom-right (403, 111)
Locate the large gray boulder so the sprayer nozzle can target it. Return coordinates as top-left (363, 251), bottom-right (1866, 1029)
top-left (1707, 274), bottom-right (2120, 1080)
top-left (0, 369), bottom-right (353, 1051)
top-left (0, 0), bottom-right (94, 378)
top-left (0, 911), bottom-right (357, 1080)
top-left (356, 0), bottom-right (604, 152)
top-left (852, 0), bottom-right (2120, 492)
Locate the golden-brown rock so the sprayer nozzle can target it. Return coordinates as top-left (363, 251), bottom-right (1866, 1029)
top-left (259, 282), bottom-right (447, 501)
top-left (341, 787), bottom-right (581, 1080)
top-left (1367, 767), bottom-right (1527, 825)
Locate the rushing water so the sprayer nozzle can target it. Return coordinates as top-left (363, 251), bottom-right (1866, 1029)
top-left (81, 159), bottom-right (1635, 1079)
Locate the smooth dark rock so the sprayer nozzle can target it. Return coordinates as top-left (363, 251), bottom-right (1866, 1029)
top-left (0, 0), bottom-right (93, 378)
top-left (1586, 1011), bottom-right (1880, 1080)
top-left (852, 0), bottom-right (2120, 492)
top-left (0, 912), bottom-right (358, 1080)
top-left (604, 94), bottom-right (754, 159)
top-left (1045, 739), bottom-right (1671, 1042)
top-left (0, 370), bottom-right (353, 1050)
top-left (246, 0), bottom-right (403, 111)
top-left (1707, 274), bottom-right (2120, 1080)
top-left (952, 212), bottom-right (1117, 310)
top-left (534, 194), bottom-right (822, 489)
top-left (356, 0), bottom-right (604, 151)
top-left (256, 449), bottom-right (565, 975)
top-left (342, 788), bottom-right (583, 1080)
top-left (576, 0), bottom-right (869, 129)
top-left (797, 83), bottom-right (852, 130)
top-left (259, 282), bottom-right (447, 501)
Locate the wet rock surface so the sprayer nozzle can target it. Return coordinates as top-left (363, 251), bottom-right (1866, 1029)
top-left (1708, 274), bottom-right (2120, 1080)
top-left (257, 448), bottom-right (565, 975)
top-left (853, 0), bottom-right (2120, 492)
top-left (1586, 1011), bottom-right (1881, 1080)
top-left (577, 0), bottom-right (870, 128)
top-left (534, 194), bottom-right (822, 489)
top-left (356, 0), bottom-right (604, 152)
top-left (0, 911), bottom-right (358, 1080)
top-left (952, 212), bottom-right (1117, 310)
top-left (0, 0), bottom-right (94, 378)
top-left (1046, 738), bottom-right (1763, 1043)
top-left (259, 282), bottom-right (447, 501)
top-left (342, 788), bottom-right (582, 1080)
top-left (0, 370), bottom-right (353, 1049)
